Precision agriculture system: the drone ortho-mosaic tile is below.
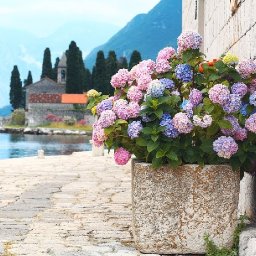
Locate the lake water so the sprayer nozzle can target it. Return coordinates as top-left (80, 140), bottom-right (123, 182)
top-left (0, 133), bottom-right (92, 159)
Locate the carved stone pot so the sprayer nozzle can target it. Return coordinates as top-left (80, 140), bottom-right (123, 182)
top-left (131, 160), bottom-right (240, 254)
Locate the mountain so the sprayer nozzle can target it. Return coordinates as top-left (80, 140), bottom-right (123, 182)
top-left (0, 21), bottom-right (119, 107)
top-left (0, 105), bottom-right (12, 117)
top-left (85, 0), bottom-right (182, 69)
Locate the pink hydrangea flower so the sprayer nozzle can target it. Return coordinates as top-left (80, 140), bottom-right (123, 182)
top-left (245, 113), bottom-right (256, 133)
top-left (92, 123), bottom-right (106, 147)
top-left (177, 31), bottom-right (203, 53)
top-left (155, 59), bottom-right (171, 74)
top-left (209, 84), bottom-right (230, 105)
top-left (127, 86), bottom-right (143, 102)
top-left (111, 69), bottom-right (130, 88)
top-left (249, 79), bottom-right (256, 93)
top-left (156, 47), bottom-right (176, 62)
top-left (193, 115), bottom-right (212, 128)
top-left (128, 102), bottom-right (140, 118)
top-left (98, 110), bottom-right (117, 128)
top-left (237, 60), bottom-right (256, 78)
top-left (114, 147), bottom-right (131, 165)
top-left (234, 128), bottom-right (247, 141)
top-left (173, 112), bottom-right (193, 134)
top-left (137, 73), bottom-right (152, 91)
top-left (213, 136), bottom-right (238, 159)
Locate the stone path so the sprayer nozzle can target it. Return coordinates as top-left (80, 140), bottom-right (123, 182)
top-left (0, 152), bottom-right (162, 256)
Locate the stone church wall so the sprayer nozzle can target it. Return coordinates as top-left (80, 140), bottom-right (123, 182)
top-left (182, 0), bottom-right (256, 59)
top-left (27, 103), bottom-right (93, 127)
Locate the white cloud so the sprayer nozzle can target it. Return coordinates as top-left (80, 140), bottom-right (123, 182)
top-left (19, 45), bottom-right (41, 69)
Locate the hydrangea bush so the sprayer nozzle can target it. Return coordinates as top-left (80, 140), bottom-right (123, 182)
top-left (87, 31), bottom-right (256, 172)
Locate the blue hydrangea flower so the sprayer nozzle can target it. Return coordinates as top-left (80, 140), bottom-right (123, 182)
top-left (127, 121), bottom-right (143, 139)
top-left (159, 78), bottom-right (175, 90)
top-left (147, 79), bottom-right (166, 98)
top-left (249, 92), bottom-right (256, 106)
top-left (240, 103), bottom-right (248, 116)
top-left (96, 99), bottom-right (113, 115)
top-left (175, 64), bottom-right (193, 82)
top-left (160, 114), bottom-right (179, 138)
top-left (223, 94), bottom-right (241, 113)
top-left (180, 99), bottom-right (189, 110)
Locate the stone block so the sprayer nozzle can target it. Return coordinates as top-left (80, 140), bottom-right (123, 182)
top-left (239, 225), bottom-right (256, 256)
top-left (132, 161), bottom-right (240, 254)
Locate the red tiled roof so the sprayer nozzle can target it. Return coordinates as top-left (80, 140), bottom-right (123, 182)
top-left (61, 94), bottom-right (88, 104)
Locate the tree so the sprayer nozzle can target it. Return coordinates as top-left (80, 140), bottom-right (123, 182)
top-left (129, 50), bottom-right (142, 70)
top-left (52, 57), bottom-right (60, 82)
top-left (117, 56), bottom-right (128, 69)
top-left (41, 47), bottom-right (53, 79)
top-left (84, 68), bottom-right (92, 90)
top-left (24, 71), bottom-right (33, 87)
top-left (106, 51), bottom-right (118, 95)
top-left (66, 41), bottom-right (86, 93)
top-left (9, 65), bottom-right (22, 110)
top-left (93, 50), bottom-right (107, 94)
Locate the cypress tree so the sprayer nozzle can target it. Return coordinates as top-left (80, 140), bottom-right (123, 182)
top-left (23, 71), bottom-right (33, 87)
top-left (118, 56), bottom-right (128, 69)
top-left (129, 50), bottom-right (142, 70)
top-left (66, 41), bottom-right (85, 93)
top-left (91, 66), bottom-right (96, 89)
top-left (94, 51), bottom-right (107, 94)
top-left (41, 47), bottom-right (53, 79)
top-left (84, 66), bottom-right (92, 90)
top-left (106, 51), bottom-right (118, 95)
top-left (52, 57), bottom-right (60, 81)
top-left (9, 65), bottom-right (22, 109)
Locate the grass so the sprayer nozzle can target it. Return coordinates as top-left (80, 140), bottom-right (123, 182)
top-left (3, 124), bottom-right (25, 129)
top-left (39, 122), bottom-right (92, 131)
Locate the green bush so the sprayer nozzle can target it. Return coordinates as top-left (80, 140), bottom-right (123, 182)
top-left (63, 116), bottom-right (76, 126)
top-left (10, 109), bottom-right (25, 126)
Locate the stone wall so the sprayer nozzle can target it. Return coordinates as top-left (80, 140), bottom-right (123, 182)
top-left (182, 0), bottom-right (256, 59)
top-left (27, 103), bottom-right (94, 127)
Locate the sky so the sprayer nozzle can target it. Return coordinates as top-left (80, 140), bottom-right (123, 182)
top-left (0, 0), bottom-right (160, 37)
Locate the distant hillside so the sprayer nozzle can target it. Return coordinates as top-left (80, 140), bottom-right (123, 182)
top-left (85, 0), bottom-right (182, 69)
top-left (0, 21), bottom-right (119, 107)
top-left (0, 105), bottom-right (12, 117)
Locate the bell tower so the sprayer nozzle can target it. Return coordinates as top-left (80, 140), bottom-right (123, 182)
top-left (57, 53), bottom-right (67, 85)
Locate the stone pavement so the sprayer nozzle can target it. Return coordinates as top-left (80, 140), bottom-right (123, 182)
top-left (0, 151), bottom-right (160, 256)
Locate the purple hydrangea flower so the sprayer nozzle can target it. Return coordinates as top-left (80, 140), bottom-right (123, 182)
top-left (221, 115), bottom-right (240, 136)
top-left (177, 31), bottom-right (203, 53)
top-left (160, 114), bottom-right (179, 138)
top-left (159, 78), bottom-right (175, 90)
top-left (213, 136), bottom-right (238, 159)
top-left (223, 94), bottom-right (242, 113)
top-left (237, 60), bottom-right (256, 78)
top-left (175, 64), bottom-right (193, 82)
top-left (147, 79), bottom-right (166, 98)
top-left (96, 98), bottom-right (113, 115)
top-left (189, 89), bottom-right (203, 106)
top-left (249, 92), bottom-right (256, 106)
top-left (113, 99), bottom-right (129, 120)
top-left (234, 128), bottom-right (247, 141)
top-left (245, 113), bottom-right (256, 133)
top-left (127, 121), bottom-right (143, 139)
top-left (231, 82), bottom-right (248, 97)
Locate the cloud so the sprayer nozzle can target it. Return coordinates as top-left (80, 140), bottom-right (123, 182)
top-left (19, 45), bottom-right (41, 69)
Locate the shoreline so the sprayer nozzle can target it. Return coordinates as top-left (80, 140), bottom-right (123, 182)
top-left (0, 126), bottom-right (92, 136)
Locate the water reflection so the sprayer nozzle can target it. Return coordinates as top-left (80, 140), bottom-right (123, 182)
top-left (0, 133), bottom-right (91, 159)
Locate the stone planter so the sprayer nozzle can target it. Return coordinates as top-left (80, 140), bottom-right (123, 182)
top-left (132, 161), bottom-right (240, 254)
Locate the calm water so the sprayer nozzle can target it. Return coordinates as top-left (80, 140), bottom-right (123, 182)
top-left (0, 133), bottom-right (92, 159)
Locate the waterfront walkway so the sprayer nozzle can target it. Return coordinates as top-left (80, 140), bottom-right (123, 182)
top-left (0, 152), bottom-right (159, 256)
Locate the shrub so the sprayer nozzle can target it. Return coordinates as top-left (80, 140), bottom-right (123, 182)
top-left (63, 116), bottom-right (76, 126)
top-left (10, 109), bottom-right (25, 125)
top-left (45, 113), bottom-right (63, 123)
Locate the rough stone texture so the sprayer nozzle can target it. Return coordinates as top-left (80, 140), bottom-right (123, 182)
top-left (182, 0), bottom-right (256, 59)
top-left (0, 152), bottom-right (160, 256)
top-left (239, 225), bottom-right (256, 256)
top-left (132, 161), bottom-right (240, 254)
top-left (29, 93), bottom-right (62, 103)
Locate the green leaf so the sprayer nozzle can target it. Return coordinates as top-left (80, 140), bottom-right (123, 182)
top-left (136, 137), bottom-right (148, 147)
top-left (206, 123), bottom-right (219, 136)
top-left (151, 134), bottom-right (159, 142)
top-left (218, 120), bottom-right (232, 129)
top-left (155, 108), bottom-right (163, 118)
top-left (115, 119), bottom-right (128, 125)
top-left (166, 152), bottom-right (178, 161)
top-left (147, 141), bottom-right (160, 153)
top-left (156, 149), bottom-right (166, 158)
top-left (104, 126), bottom-right (115, 136)
top-left (209, 73), bottom-right (220, 81)
top-left (152, 157), bottom-right (163, 169)
top-left (142, 127), bottom-right (153, 135)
